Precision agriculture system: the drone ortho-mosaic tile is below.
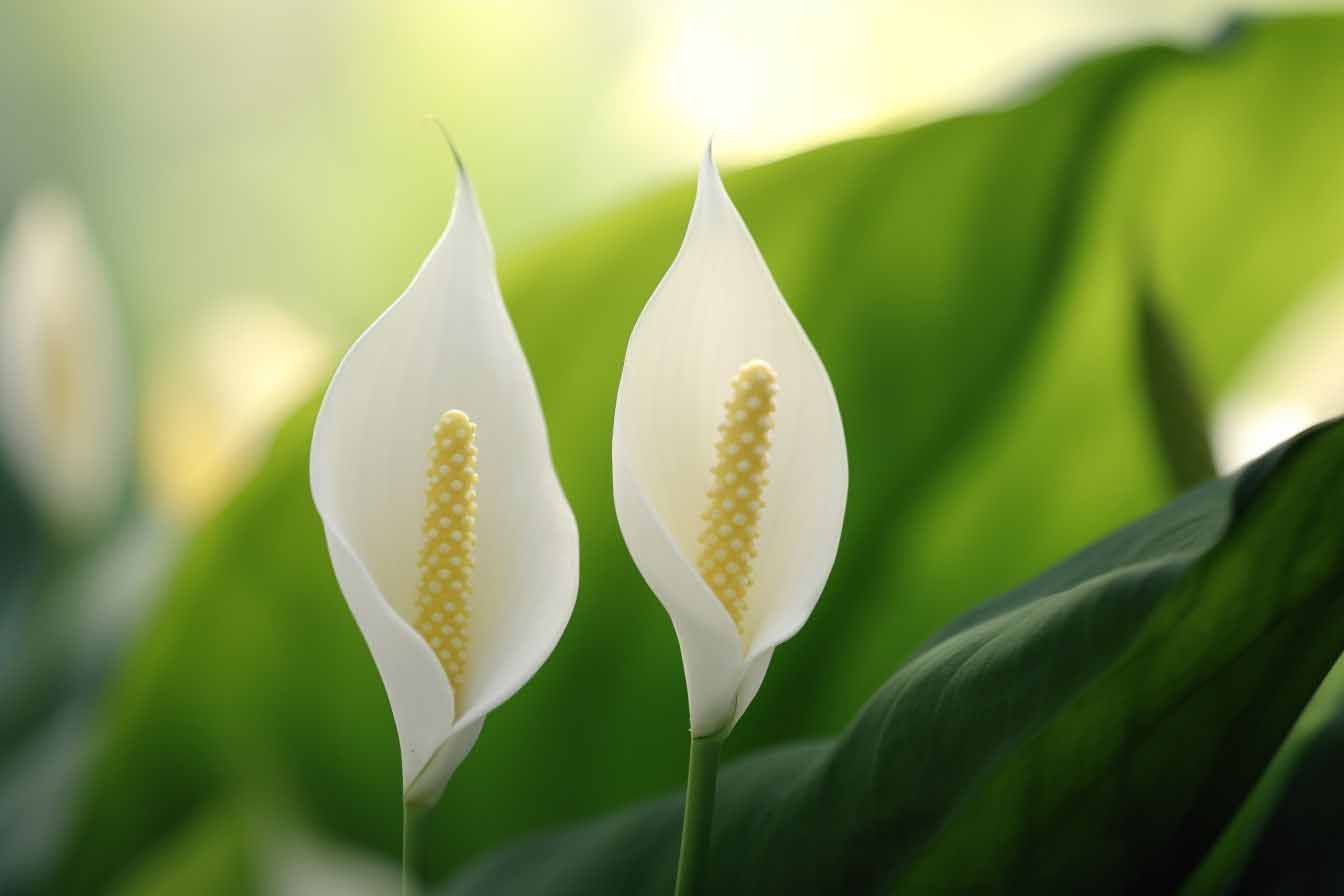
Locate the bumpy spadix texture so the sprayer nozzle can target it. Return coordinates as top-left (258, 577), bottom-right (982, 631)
top-left (612, 148), bottom-right (847, 736)
top-left (414, 410), bottom-right (478, 690)
top-left (698, 361), bottom-right (776, 640)
top-left (311, 155), bottom-right (578, 807)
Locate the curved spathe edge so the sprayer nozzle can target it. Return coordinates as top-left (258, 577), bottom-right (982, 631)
top-left (452, 483), bottom-right (580, 734)
top-left (613, 427), bottom-right (746, 735)
top-left (321, 521), bottom-right (458, 796)
top-left (406, 718), bottom-right (486, 807)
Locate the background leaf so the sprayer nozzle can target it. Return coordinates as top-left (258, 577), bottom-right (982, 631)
top-left (109, 802), bottom-right (256, 896)
top-left (441, 419), bottom-right (1344, 895)
top-left (1136, 286), bottom-right (1216, 490)
top-left (49, 14), bottom-right (1344, 892)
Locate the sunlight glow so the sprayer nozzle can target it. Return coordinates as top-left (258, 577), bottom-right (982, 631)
top-left (658, 22), bottom-right (773, 137)
top-left (1213, 267), bottom-right (1344, 472)
top-left (648, 9), bottom-right (890, 162)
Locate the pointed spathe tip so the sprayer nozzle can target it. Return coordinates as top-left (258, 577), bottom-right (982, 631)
top-left (423, 116), bottom-right (490, 254)
top-left (697, 137), bottom-right (726, 201)
top-left (425, 114), bottom-right (470, 183)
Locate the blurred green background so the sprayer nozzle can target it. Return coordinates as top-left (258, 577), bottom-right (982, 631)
top-left (3, 2), bottom-right (1344, 894)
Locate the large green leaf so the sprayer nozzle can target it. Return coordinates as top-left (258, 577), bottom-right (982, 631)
top-left (1172, 654), bottom-right (1344, 895)
top-left (50, 14), bottom-right (1344, 892)
top-left (1225, 680), bottom-right (1344, 895)
top-left (441, 420), bottom-right (1344, 894)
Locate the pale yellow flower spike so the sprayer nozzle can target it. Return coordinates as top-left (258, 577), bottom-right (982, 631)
top-left (697, 360), bottom-right (777, 642)
top-left (415, 410), bottom-right (478, 691)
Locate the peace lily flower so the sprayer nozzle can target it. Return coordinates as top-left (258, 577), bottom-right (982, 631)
top-left (147, 300), bottom-right (329, 524)
top-left (310, 149), bottom-right (579, 814)
top-left (0, 190), bottom-right (133, 539)
top-left (612, 147), bottom-right (847, 892)
top-left (614, 147), bottom-right (847, 736)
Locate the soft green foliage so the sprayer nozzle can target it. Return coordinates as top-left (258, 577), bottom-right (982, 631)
top-left (1136, 289), bottom-right (1216, 490)
top-left (0, 418), bottom-right (163, 893)
top-left (49, 14), bottom-right (1344, 893)
top-left (441, 420), bottom-right (1344, 894)
top-left (0, 465), bottom-right (41, 760)
top-left (109, 803), bottom-right (255, 896)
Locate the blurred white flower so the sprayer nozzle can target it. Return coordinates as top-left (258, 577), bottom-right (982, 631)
top-left (263, 827), bottom-right (400, 896)
top-left (310, 153), bottom-right (578, 807)
top-left (1213, 264), bottom-right (1344, 472)
top-left (0, 191), bottom-right (132, 537)
top-left (144, 301), bottom-right (328, 524)
top-left (613, 148), bottom-right (847, 736)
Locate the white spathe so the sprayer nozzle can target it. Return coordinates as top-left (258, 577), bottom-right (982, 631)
top-left (310, 156), bottom-right (579, 806)
top-left (613, 148), bottom-right (847, 736)
top-left (0, 191), bottom-right (132, 537)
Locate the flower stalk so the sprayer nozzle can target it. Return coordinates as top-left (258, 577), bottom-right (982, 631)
top-left (402, 802), bottom-right (427, 896)
top-left (674, 730), bottom-right (727, 896)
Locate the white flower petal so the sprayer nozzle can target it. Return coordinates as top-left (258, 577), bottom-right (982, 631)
top-left (264, 826), bottom-right (402, 896)
top-left (324, 524), bottom-right (456, 796)
top-left (612, 446), bottom-right (745, 733)
top-left (0, 191), bottom-right (132, 537)
top-left (311, 157), bottom-right (578, 801)
top-left (405, 718), bottom-right (484, 807)
top-left (613, 148), bottom-right (847, 734)
top-left (732, 647), bottom-right (774, 729)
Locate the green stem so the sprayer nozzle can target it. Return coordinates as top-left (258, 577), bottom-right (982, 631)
top-left (403, 802), bottom-right (428, 896)
top-left (674, 732), bottom-right (726, 896)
